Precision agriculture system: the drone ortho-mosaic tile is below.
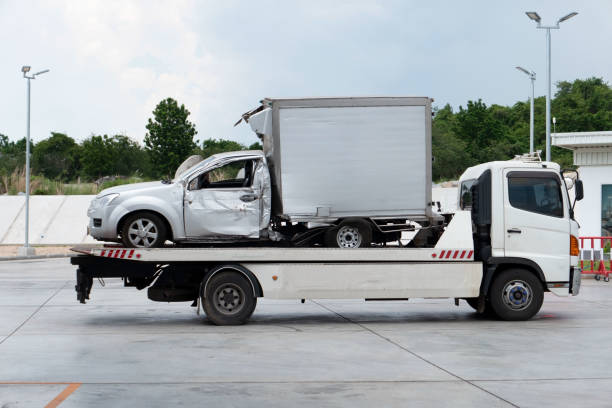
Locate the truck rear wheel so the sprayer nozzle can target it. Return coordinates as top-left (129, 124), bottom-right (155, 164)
top-left (489, 269), bottom-right (544, 321)
top-left (202, 271), bottom-right (257, 325)
top-left (325, 219), bottom-right (372, 248)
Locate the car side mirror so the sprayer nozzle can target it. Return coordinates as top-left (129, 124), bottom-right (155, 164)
top-left (575, 179), bottom-right (584, 201)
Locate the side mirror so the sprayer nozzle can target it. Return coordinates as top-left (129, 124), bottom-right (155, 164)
top-left (575, 179), bottom-right (584, 201)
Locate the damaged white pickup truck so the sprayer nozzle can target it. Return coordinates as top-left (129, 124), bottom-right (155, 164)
top-left (88, 96), bottom-right (438, 248)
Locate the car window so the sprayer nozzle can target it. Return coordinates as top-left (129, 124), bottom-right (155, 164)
top-left (508, 174), bottom-right (563, 217)
top-left (459, 179), bottom-right (476, 210)
top-left (189, 160), bottom-right (254, 190)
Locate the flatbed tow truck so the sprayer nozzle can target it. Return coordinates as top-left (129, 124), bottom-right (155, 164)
top-left (70, 156), bottom-right (584, 325)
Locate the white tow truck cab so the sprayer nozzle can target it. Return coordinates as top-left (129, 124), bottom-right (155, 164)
top-left (71, 154), bottom-right (583, 325)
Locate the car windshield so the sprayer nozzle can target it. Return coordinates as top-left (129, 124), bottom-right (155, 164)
top-left (174, 155), bottom-right (217, 181)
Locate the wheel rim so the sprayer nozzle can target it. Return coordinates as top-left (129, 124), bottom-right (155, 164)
top-left (213, 283), bottom-right (245, 315)
top-left (336, 226), bottom-right (362, 248)
top-left (501, 280), bottom-right (533, 310)
top-left (127, 218), bottom-right (159, 247)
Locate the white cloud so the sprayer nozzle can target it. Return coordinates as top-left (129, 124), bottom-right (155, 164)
top-left (0, 0), bottom-right (610, 148)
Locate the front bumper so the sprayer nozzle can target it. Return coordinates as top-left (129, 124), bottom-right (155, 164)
top-left (87, 204), bottom-right (124, 240)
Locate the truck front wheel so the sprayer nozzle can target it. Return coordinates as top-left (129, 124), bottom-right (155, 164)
top-left (202, 271), bottom-right (257, 325)
top-left (325, 219), bottom-right (372, 248)
top-left (489, 269), bottom-right (544, 321)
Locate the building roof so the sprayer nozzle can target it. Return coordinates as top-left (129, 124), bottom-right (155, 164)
top-left (552, 131), bottom-right (612, 166)
top-left (552, 131), bottom-right (612, 149)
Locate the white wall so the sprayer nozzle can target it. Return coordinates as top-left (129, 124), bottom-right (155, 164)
top-left (574, 166), bottom-right (612, 237)
top-left (432, 187), bottom-right (458, 213)
top-left (0, 195), bottom-right (97, 245)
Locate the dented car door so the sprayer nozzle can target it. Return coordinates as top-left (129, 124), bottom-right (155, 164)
top-left (183, 158), bottom-right (262, 239)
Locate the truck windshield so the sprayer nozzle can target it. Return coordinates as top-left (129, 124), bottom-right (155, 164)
top-left (459, 179), bottom-right (476, 210)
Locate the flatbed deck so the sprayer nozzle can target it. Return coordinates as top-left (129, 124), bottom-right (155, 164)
top-left (71, 246), bottom-right (475, 263)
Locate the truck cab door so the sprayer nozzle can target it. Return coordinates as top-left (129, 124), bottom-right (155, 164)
top-left (503, 169), bottom-right (570, 281)
top-left (184, 158), bottom-right (263, 239)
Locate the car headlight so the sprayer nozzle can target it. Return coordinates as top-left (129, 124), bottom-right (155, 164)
top-left (90, 193), bottom-right (120, 210)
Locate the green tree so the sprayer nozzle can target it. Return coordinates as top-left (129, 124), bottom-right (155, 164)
top-left (248, 141), bottom-right (263, 150)
top-left (551, 77), bottom-right (612, 168)
top-left (32, 132), bottom-right (81, 180)
top-left (144, 98), bottom-right (197, 178)
top-left (196, 138), bottom-right (245, 158)
top-left (81, 134), bottom-right (150, 180)
top-left (0, 135), bottom-right (32, 174)
top-left (431, 105), bottom-right (471, 180)
top-left (193, 138), bottom-right (263, 161)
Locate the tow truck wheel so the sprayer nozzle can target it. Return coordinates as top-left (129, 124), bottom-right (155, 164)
top-left (489, 269), bottom-right (544, 321)
top-left (325, 219), bottom-right (372, 248)
top-left (202, 271), bottom-right (257, 325)
top-left (121, 212), bottom-right (168, 248)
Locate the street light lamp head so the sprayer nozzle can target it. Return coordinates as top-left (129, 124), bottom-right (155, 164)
top-left (526, 11), bottom-right (541, 22)
top-left (557, 12), bottom-right (578, 24)
top-left (21, 66), bottom-right (31, 73)
top-left (516, 66), bottom-right (530, 76)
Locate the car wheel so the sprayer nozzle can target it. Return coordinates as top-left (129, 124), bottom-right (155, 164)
top-left (121, 212), bottom-right (168, 248)
top-left (325, 219), bottom-right (372, 248)
top-left (202, 271), bottom-right (257, 325)
top-left (489, 268), bottom-right (544, 321)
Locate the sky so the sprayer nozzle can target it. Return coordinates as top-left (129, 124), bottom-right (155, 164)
top-left (1, 0), bottom-right (610, 147)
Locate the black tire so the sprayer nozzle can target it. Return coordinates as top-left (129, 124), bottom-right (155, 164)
top-left (202, 271), bottom-right (257, 325)
top-left (595, 274), bottom-right (601, 281)
top-left (324, 219), bottom-right (372, 248)
top-left (489, 268), bottom-right (544, 321)
top-left (121, 212), bottom-right (168, 248)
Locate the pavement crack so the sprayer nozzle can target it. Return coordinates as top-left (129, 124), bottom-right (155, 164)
top-left (0, 280), bottom-right (68, 346)
top-left (311, 300), bottom-right (520, 408)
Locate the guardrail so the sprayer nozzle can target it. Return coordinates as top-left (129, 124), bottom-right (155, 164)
top-left (580, 236), bottom-right (611, 281)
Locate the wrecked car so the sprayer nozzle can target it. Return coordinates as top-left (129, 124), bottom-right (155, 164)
top-left (88, 96), bottom-right (439, 248)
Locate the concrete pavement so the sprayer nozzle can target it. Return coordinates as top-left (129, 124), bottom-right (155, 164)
top-left (1, 258), bottom-right (611, 407)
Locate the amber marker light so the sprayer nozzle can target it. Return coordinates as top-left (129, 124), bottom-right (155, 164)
top-left (570, 235), bottom-right (579, 256)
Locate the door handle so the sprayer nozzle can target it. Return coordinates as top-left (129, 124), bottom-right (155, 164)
top-left (507, 228), bottom-right (522, 234)
top-left (240, 194), bottom-right (258, 202)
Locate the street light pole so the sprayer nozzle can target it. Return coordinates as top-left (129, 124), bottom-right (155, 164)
top-left (516, 66), bottom-right (536, 153)
top-left (18, 66), bottom-right (49, 257)
top-left (525, 11), bottom-right (577, 162)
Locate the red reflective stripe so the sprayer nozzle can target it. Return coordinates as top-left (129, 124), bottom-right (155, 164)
top-left (439, 250), bottom-right (446, 258)
top-left (113, 250), bottom-right (120, 258)
top-left (107, 250), bottom-right (114, 257)
top-left (121, 250), bottom-right (127, 258)
top-left (128, 249), bottom-right (134, 259)
top-left (460, 250), bottom-right (466, 259)
top-left (467, 250), bottom-right (473, 259)
top-left (445, 251), bottom-right (452, 259)
top-left (453, 250), bottom-right (459, 259)
top-left (100, 250), bottom-right (106, 257)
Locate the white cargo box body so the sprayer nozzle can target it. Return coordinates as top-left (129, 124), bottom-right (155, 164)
top-left (252, 97), bottom-right (433, 221)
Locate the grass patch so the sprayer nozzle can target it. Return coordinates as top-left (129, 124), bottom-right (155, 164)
top-left (0, 167), bottom-right (151, 195)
